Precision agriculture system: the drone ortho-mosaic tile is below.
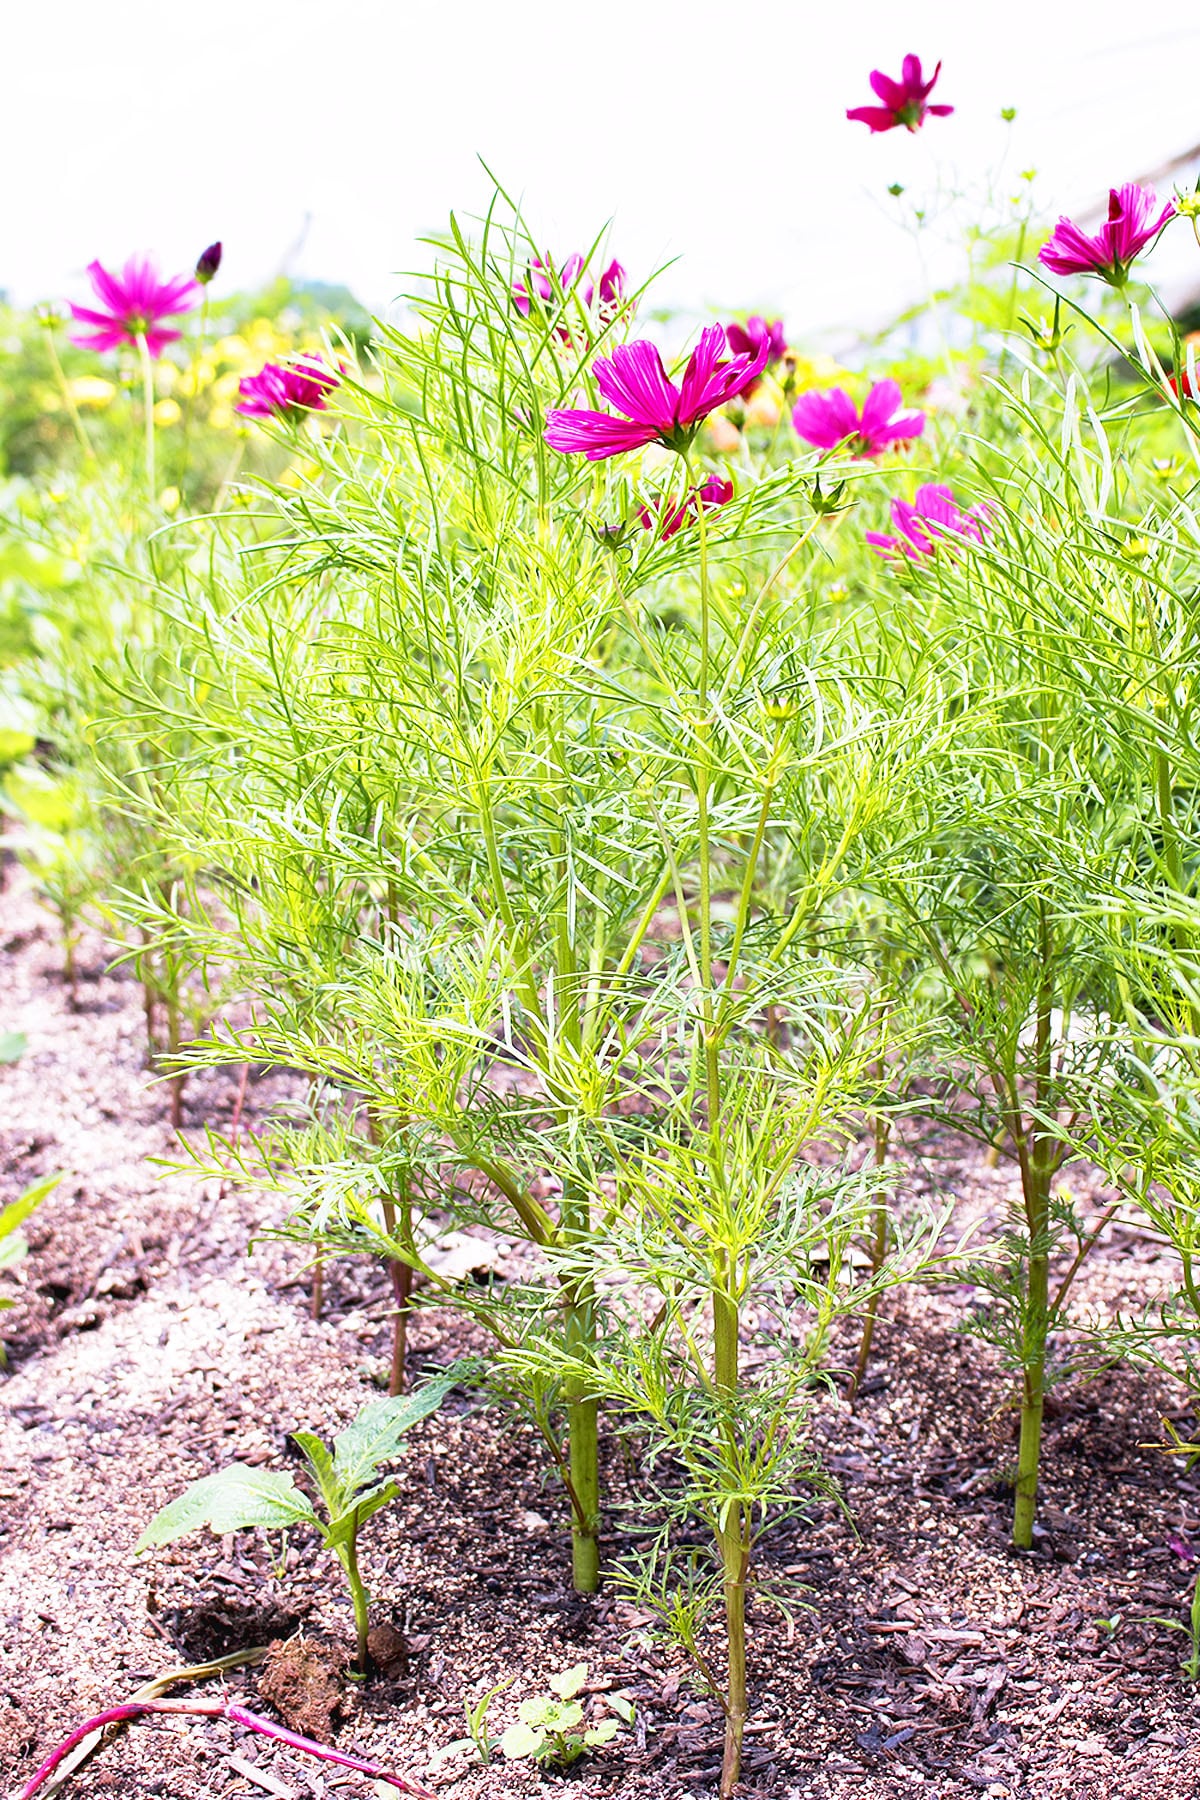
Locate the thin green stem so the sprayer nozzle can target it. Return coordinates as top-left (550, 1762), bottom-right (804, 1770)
top-left (137, 332), bottom-right (156, 503)
top-left (686, 450), bottom-right (721, 1134)
top-left (42, 324), bottom-right (96, 462)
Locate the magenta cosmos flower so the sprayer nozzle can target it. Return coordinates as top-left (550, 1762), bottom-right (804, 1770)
top-left (866, 483), bottom-right (992, 561)
top-left (597, 259), bottom-right (628, 308)
top-left (1038, 184), bottom-right (1175, 287)
top-left (725, 316), bottom-right (786, 396)
top-left (513, 254), bottom-right (630, 326)
top-left (69, 256), bottom-right (199, 356)
top-left (847, 55), bottom-right (953, 133)
top-left (513, 253), bottom-right (593, 316)
top-left (236, 357), bottom-right (341, 420)
top-left (638, 474), bottom-right (734, 540)
top-left (792, 379), bottom-right (925, 457)
top-left (544, 325), bottom-right (770, 460)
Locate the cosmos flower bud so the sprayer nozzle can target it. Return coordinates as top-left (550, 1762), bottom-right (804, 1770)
top-left (195, 242), bottom-right (223, 285)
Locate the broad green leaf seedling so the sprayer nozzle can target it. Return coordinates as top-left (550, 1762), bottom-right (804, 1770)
top-left (499, 1664), bottom-right (623, 1767)
top-left (136, 1382), bottom-right (453, 1670)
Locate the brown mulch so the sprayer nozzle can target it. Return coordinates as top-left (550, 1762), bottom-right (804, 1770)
top-left (3, 864), bottom-right (1200, 1799)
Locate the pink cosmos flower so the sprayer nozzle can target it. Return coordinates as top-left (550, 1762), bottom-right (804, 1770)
top-left (69, 256), bottom-right (199, 356)
top-left (598, 259), bottom-right (628, 308)
top-left (866, 483), bottom-right (992, 561)
top-left (638, 474), bottom-right (734, 540)
top-left (512, 253), bottom-right (593, 316)
top-left (1038, 184), bottom-right (1176, 287)
top-left (725, 317), bottom-right (786, 397)
top-left (235, 356), bottom-right (341, 420)
top-left (544, 325), bottom-right (771, 460)
top-left (791, 379), bottom-right (925, 457)
top-left (847, 55), bottom-right (953, 134)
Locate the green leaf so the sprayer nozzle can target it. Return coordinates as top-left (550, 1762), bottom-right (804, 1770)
top-left (0, 1032), bottom-right (27, 1065)
top-left (324, 1479), bottom-right (399, 1545)
top-left (584, 1720), bottom-right (619, 1747)
top-left (605, 1691), bottom-right (636, 1724)
top-left (547, 1661), bottom-right (588, 1701)
top-left (290, 1429), bottom-right (339, 1516)
top-left (135, 1464), bottom-right (317, 1550)
top-left (0, 1171), bottom-right (60, 1239)
top-left (499, 1721), bottom-right (542, 1760)
top-left (518, 1696), bottom-right (581, 1730)
top-left (330, 1379), bottom-right (453, 1504)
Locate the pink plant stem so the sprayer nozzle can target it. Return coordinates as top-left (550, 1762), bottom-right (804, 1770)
top-left (20, 1701), bottom-right (221, 1798)
top-left (20, 1696), bottom-right (434, 1800)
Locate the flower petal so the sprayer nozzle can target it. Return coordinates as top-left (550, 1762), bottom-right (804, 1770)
top-left (544, 407), bottom-right (659, 459)
top-left (846, 105), bottom-right (899, 132)
top-left (593, 340), bottom-right (679, 430)
top-left (792, 388), bottom-right (860, 449)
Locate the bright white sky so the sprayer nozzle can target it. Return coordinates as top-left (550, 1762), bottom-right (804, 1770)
top-left (6, 0), bottom-right (1200, 342)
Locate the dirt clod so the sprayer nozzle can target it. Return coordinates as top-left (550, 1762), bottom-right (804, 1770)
top-left (366, 1621), bottom-right (408, 1675)
top-left (257, 1634), bottom-right (344, 1742)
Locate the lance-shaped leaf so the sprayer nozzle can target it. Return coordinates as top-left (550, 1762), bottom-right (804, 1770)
top-left (289, 1429), bottom-right (339, 1517)
top-left (329, 1380), bottom-right (455, 1505)
top-left (136, 1464), bottom-right (317, 1551)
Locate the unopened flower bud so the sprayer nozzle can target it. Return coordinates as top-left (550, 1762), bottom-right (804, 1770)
top-left (809, 473), bottom-right (850, 518)
top-left (195, 242), bottom-right (222, 285)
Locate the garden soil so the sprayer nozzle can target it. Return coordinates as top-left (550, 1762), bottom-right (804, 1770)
top-left (3, 867), bottom-right (1200, 1800)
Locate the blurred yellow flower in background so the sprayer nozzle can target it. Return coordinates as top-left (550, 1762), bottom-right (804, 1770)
top-left (65, 376), bottom-right (116, 410)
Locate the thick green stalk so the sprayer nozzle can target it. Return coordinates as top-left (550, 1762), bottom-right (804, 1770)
top-left (718, 1536), bottom-right (749, 1800)
top-left (1013, 1168), bottom-right (1050, 1549)
top-left (851, 1032), bottom-right (892, 1400)
top-left (690, 460), bottom-right (750, 1791)
top-left (560, 1168), bottom-right (600, 1589)
top-left (547, 667), bottom-right (602, 1594)
top-left (850, 1184), bottom-right (889, 1400)
top-left (340, 1511), bottom-right (370, 1672)
top-left (380, 1191), bottom-right (413, 1395)
top-left (713, 1284), bottom-right (746, 1796)
top-left (566, 1372), bottom-right (600, 1592)
top-left (1013, 928), bottom-right (1055, 1548)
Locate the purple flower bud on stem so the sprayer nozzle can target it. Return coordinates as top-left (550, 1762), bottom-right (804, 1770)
top-left (195, 242), bottom-right (222, 285)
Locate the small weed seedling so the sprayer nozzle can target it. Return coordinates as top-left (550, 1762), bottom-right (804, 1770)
top-left (137, 1382), bottom-right (452, 1670)
top-left (441, 1675), bottom-right (514, 1767)
top-left (1145, 1572), bottom-right (1200, 1681)
top-left (0, 1173), bottom-right (60, 1363)
top-left (499, 1664), bottom-right (625, 1767)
